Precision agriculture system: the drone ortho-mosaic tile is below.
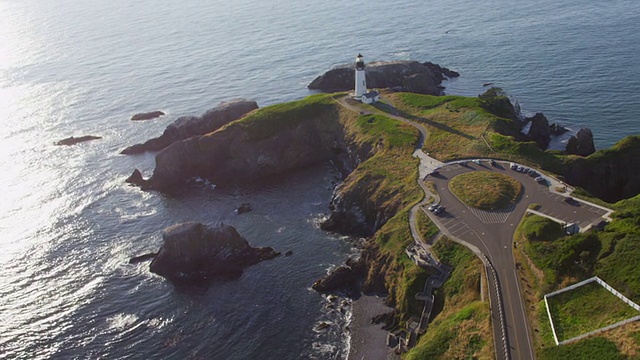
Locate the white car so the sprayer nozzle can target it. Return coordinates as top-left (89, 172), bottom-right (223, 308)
top-left (428, 203), bottom-right (440, 211)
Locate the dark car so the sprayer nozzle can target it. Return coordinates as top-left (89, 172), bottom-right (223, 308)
top-left (490, 159), bottom-right (496, 166)
top-left (433, 206), bottom-right (445, 215)
top-left (563, 196), bottom-right (574, 204)
top-left (527, 169), bottom-right (537, 177)
top-left (535, 176), bottom-right (546, 184)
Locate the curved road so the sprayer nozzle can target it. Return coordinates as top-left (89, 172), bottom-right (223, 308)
top-left (425, 161), bottom-right (611, 359)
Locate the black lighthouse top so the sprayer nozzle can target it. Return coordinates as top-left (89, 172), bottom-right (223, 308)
top-left (355, 53), bottom-right (365, 70)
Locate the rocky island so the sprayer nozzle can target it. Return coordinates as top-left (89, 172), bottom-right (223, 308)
top-left (308, 60), bottom-right (459, 95)
top-left (149, 222), bottom-right (279, 286)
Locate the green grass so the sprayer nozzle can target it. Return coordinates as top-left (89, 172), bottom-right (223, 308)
top-left (416, 209), bottom-right (439, 243)
top-left (547, 282), bottom-right (640, 341)
top-left (449, 171), bottom-right (522, 210)
top-left (539, 336), bottom-right (627, 360)
top-left (388, 92), bottom-right (566, 174)
top-left (233, 93), bottom-right (337, 141)
top-left (404, 238), bottom-right (492, 360)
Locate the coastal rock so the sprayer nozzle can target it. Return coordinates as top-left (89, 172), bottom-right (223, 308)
top-left (142, 100), bottom-right (375, 192)
top-left (129, 252), bottom-right (157, 264)
top-left (235, 203), bottom-right (252, 215)
top-left (562, 135), bottom-right (640, 202)
top-left (312, 266), bottom-right (359, 293)
top-left (525, 113), bottom-right (551, 149)
top-left (149, 222), bottom-right (279, 286)
top-left (121, 99), bottom-right (258, 154)
top-left (565, 128), bottom-right (596, 156)
top-left (308, 60), bottom-right (459, 95)
top-left (550, 123), bottom-right (568, 135)
top-left (54, 135), bottom-right (101, 146)
top-left (131, 111), bottom-right (165, 121)
top-left (125, 169), bottom-right (150, 189)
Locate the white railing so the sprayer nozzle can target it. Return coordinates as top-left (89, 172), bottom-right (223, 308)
top-left (544, 276), bottom-right (640, 345)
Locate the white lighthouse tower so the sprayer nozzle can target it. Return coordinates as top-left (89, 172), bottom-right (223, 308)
top-left (353, 54), bottom-right (379, 104)
top-left (354, 53), bottom-right (366, 100)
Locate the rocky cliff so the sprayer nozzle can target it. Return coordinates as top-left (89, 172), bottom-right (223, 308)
top-left (563, 135), bottom-right (640, 202)
top-left (149, 222), bottom-right (278, 286)
top-left (121, 99), bottom-right (258, 154)
top-left (565, 128), bottom-right (596, 156)
top-left (142, 98), bottom-right (374, 191)
top-left (308, 60), bottom-right (459, 95)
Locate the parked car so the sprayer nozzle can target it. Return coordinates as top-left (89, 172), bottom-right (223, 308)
top-left (472, 159), bottom-right (481, 165)
top-left (563, 196), bottom-right (574, 204)
top-left (428, 203), bottom-right (440, 211)
top-left (433, 206), bottom-right (445, 215)
top-left (489, 159), bottom-right (496, 166)
top-left (527, 169), bottom-right (537, 177)
top-left (460, 161), bottom-right (468, 166)
top-left (535, 176), bottom-right (546, 184)
top-left (516, 165), bottom-right (524, 172)
top-left (510, 163), bottom-right (517, 170)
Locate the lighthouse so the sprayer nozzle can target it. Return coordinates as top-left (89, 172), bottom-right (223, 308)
top-left (354, 54), bottom-right (366, 100)
top-left (353, 54), bottom-right (379, 104)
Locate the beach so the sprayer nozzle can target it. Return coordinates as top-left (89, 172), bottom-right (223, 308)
top-left (348, 294), bottom-right (400, 360)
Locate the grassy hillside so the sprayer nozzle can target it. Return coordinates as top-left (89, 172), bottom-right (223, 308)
top-left (404, 238), bottom-right (493, 360)
top-left (387, 91), bottom-right (568, 173)
top-left (515, 197), bottom-right (640, 358)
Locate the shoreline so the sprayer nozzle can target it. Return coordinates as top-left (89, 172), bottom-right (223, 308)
top-left (347, 294), bottom-right (400, 360)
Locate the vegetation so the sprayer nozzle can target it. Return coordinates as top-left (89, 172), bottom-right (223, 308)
top-left (539, 337), bottom-right (628, 360)
top-left (515, 195), bottom-right (640, 358)
top-left (449, 172), bottom-right (522, 210)
top-left (387, 91), bottom-right (565, 173)
top-left (233, 93), bottom-right (338, 141)
top-left (404, 238), bottom-right (493, 359)
top-left (546, 281), bottom-right (639, 341)
top-left (416, 209), bottom-right (439, 244)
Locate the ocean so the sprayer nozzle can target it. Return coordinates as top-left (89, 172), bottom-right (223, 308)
top-left (1, 0), bottom-right (639, 359)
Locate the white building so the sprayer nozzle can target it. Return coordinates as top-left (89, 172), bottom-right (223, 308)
top-left (353, 53), bottom-right (379, 104)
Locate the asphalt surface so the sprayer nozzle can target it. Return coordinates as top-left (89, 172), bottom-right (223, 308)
top-left (426, 161), bottom-right (609, 360)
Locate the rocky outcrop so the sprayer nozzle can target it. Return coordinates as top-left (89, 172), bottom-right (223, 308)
top-left (131, 111), bottom-right (164, 121)
top-left (308, 60), bottom-right (459, 95)
top-left (121, 99), bottom-right (258, 154)
top-left (566, 128), bottom-right (596, 156)
top-left (235, 203), bottom-right (252, 215)
top-left (149, 222), bottom-right (279, 286)
top-left (320, 166), bottom-right (410, 237)
top-left (125, 169), bottom-right (150, 189)
top-left (562, 135), bottom-right (640, 202)
top-left (525, 113), bottom-right (552, 149)
top-left (139, 100), bottom-right (374, 192)
top-left (312, 266), bottom-right (359, 293)
top-left (55, 135), bottom-right (101, 146)
top-left (550, 123), bottom-right (568, 135)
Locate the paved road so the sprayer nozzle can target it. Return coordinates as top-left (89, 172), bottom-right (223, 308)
top-left (426, 161), bottom-right (610, 360)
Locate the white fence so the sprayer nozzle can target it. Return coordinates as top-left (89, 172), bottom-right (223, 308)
top-left (544, 276), bottom-right (640, 345)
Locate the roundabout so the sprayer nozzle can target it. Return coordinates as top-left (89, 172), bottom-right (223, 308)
top-left (449, 171), bottom-right (522, 211)
top-left (424, 160), bottom-right (612, 360)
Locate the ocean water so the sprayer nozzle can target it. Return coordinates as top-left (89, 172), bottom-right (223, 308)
top-left (1, 0), bottom-right (639, 359)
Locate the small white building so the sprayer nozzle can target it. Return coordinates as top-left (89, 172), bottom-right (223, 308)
top-left (353, 53), bottom-right (380, 104)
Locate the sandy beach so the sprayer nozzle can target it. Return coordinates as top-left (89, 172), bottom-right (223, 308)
top-left (347, 294), bottom-right (400, 360)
